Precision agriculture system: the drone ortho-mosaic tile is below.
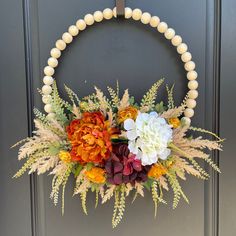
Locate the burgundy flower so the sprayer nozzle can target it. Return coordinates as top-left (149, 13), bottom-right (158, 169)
top-left (105, 143), bottom-right (151, 185)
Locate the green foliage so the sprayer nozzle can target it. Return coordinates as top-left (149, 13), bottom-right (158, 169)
top-left (155, 101), bottom-right (166, 113)
top-left (64, 84), bottom-right (80, 106)
top-left (13, 156), bottom-right (36, 178)
top-left (140, 79), bottom-right (164, 111)
top-left (81, 190), bottom-right (88, 215)
top-left (166, 84), bottom-right (175, 109)
top-left (107, 85), bottom-right (120, 108)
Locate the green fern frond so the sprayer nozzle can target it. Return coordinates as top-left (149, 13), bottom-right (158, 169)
top-left (33, 108), bottom-right (48, 124)
top-left (64, 84), bottom-right (80, 105)
top-left (203, 157), bottom-right (221, 173)
top-left (81, 190), bottom-right (88, 215)
top-left (151, 181), bottom-right (159, 218)
top-left (140, 79), bottom-right (164, 111)
top-left (13, 156), bottom-right (36, 178)
top-left (107, 86), bottom-right (120, 108)
top-left (187, 158), bottom-right (210, 178)
top-left (166, 84), bottom-right (175, 109)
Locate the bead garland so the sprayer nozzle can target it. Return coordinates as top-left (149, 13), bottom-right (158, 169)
top-left (42, 7), bottom-right (199, 126)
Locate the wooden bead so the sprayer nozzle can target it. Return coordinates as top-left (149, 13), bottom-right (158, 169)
top-left (68, 25), bottom-right (79, 36)
top-left (157, 22), bottom-right (168, 33)
top-left (42, 95), bottom-right (52, 104)
top-left (177, 43), bottom-right (188, 54)
top-left (132, 8), bottom-right (142, 21)
top-left (44, 66), bottom-right (54, 76)
top-left (84, 14), bottom-right (94, 25)
top-left (44, 104), bottom-right (53, 113)
top-left (181, 52), bottom-right (192, 62)
top-left (76, 19), bottom-right (86, 30)
top-left (55, 39), bottom-right (66, 51)
top-left (47, 57), bottom-right (58, 68)
top-left (47, 113), bottom-right (55, 119)
top-left (181, 117), bottom-right (191, 126)
top-left (125, 7), bottom-right (132, 19)
top-left (113, 7), bottom-right (117, 18)
top-left (62, 32), bottom-right (73, 44)
top-left (184, 108), bottom-right (194, 118)
top-left (141, 12), bottom-right (151, 24)
top-left (185, 61), bottom-right (196, 71)
top-left (103, 8), bottom-right (113, 20)
top-left (150, 16), bottom-right (160, 27)
top-left (186, 99), bottom-right (197, 109)
top-left (164, 28), bottom-right (175, 39)
top-left (171, 35), bottom-right (182, 46)
top-left (50, 48), bottom-right (61, 59)
top-left (188, 80), bottom-right (199, 90)
top-left (43, 76), bottom-right (54, 85)
top-left (94, 11), bottom-right (104, 22)
top-left (187, 71), bottom-right (198, 80)
top-left (42, 85), bottom-right (52, 95)
top-left (188, 90), bottom-right (198, 99)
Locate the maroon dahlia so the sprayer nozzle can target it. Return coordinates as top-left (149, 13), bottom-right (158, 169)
top-left (105, 143), bottom-right (151, 185)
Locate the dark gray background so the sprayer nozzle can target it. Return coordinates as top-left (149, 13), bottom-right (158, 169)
top-left (0, 0), bottom-right (235, 235)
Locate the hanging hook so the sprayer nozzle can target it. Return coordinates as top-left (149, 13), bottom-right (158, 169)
top-left (116, 0), bottom-right (125, 18)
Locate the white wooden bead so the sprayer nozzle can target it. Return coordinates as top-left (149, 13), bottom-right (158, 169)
top-left (181, 117), bottom-right (191, 126)
top-left (125, 7), bottom-right (132, 19)
top-left (132, 9), bottom-right (142, 21)
top-left (42, 85), bottom-right (52, 95)
top-left (171, 35), bottom-right (182, 46)
top-left (188, 90), bottom-right (198, 99)
top-left (55, 40), bottom-right (66, 51)
top-left (42, 95), bottom-right (52, 104)
top-left (47, 113), bottom-right (55, 119)
top-left (47, 57), bottom-right (58, 68)
top-left (157, 22), bottom-right (168, 33)
top-left (94, 11), bottom-right (104, 22)
top-left (113, 7), bottom-right (117, 18)
top-left (103, 8), bottom-right (113, 20)
top-left (50, 48), bottom-right (61, 59)
top-left (164, 28), bottom-right (175, 39)
top-left (185, 61), bottom-right (196, 71)
top-left (84, 14), bottom-right (94, 25)
top-left (68, 25), bottom-right (79, 36)
top-left (44, 66), bottom-right (54, 76)
top-left (187, 71), bottom-right (198, 80)
top-left (186, 99), bottom-right (197, 109)
top-left (43, 76), bottom-right (54, 85)
top-left (76, 19), bottom-right (86, 30)
top-left (181, 52), bottom-right (192, 62)
top-left (177, 43), bottom-right (188, 54)
top-left (141, 12), bottom-right (151, 24)
top-left (188, 80), bottom-right (199, 90)
top-left (150, 16), bottom-right (160, 27)
top-left (44, 104), bottom-right (53, 113)
top-left (62, 32), bottom-right (73, 44)
top-left (184, 108), bottom-right (194, 118)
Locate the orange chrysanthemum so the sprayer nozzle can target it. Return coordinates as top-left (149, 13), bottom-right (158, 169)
top-left (148, 163), bottom-right (167, 179)
top-left (168, 117), bottom-right (181, 129)
top-left (67, 112), bottom-right (114, 164)
top-left (117, 106), bottom-right (138, 124)
top-left (85, 167), bottom-right (106, 184)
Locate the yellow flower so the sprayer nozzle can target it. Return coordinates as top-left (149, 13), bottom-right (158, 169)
top-left (117, 106), bottom-right (138, 124)
top-left (85, 167), bottom-right (106, 184)
top-left (59, 151), bottom-right (72, 163)
top-left (168, 117), bottom-right (181, 128)
top-left (148, 163), bottom-right (167, 179)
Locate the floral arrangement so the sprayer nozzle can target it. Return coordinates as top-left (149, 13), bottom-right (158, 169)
top-left (13, 79), bottom-right (223, 228)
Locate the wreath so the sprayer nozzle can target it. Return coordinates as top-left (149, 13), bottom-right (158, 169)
top-left (13, 7), bottom-right (223, 228)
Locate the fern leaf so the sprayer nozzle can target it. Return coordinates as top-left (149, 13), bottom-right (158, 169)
top-left (166, 84), bottom-right (175, 109)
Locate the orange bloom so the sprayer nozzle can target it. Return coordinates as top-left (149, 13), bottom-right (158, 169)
top-left (85, 167), bottom-right (106, 184)
top-left (148, 163), bottom-right (167, 179)
top-left (168, 117), bottom-right (181, 129)
top-left (67, 112), bottom-right (114, 164)
top-left (117, 106), bottom-right (138, 124)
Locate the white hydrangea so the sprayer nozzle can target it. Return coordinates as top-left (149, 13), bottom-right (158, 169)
top-left (124, 112), bottom-right (173, 166)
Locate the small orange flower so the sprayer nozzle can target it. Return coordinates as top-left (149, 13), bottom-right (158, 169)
top-left (168, 117), bottom-right (181, 129)
top-left (85, 167), bottom-right (106, 184)
top-left (117, 106), bottom-right (138, 124)
top-left (58, 151), bottom-right (72, 163)
top-left (148, 163), bottom-right (167, 179)
top-left (67, 112), bottom-right (115, 164)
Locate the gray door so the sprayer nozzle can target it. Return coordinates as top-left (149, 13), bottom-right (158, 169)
top-left (1, 0), bottom-right (235, 235)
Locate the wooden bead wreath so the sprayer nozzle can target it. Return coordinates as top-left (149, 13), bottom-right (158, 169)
top-left (41, 7), bottom-right (199, 126)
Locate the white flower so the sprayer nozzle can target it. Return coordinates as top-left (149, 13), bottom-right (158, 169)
top-left (124, 112), bottom-right (173, 166)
